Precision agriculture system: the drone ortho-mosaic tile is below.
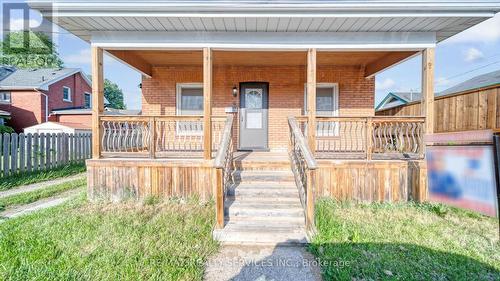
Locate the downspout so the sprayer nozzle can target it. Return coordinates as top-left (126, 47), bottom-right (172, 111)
top-left (35, 89), bottom-right (49, 122)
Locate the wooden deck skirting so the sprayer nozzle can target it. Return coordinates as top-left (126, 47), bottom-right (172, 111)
top-left (86, 158), bottom-right (427, 203)
top-left (315, 159), bottom-right (427, 202)
top-left (86, 158), bottom-right (215, 202)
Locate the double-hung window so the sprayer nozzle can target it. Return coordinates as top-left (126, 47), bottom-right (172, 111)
top-left (176, 83), bottom-right (203, 135)
top-left (0, 91), bottom-right (11, 104)
top-left (84, 92), bottom-right (91, 108)
top-left (304, 83), bottom-right (339, 137)
top-left (63, 86), bottom-right (72, 102)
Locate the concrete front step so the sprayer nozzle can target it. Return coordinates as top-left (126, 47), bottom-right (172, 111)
top-left (233, 170), bottom-right (295, 183)
top-left (229, 183), bottom-right (298, 190)
top-left (225, 206), bottom-right (304, 217)
top-left (225, 195), bottom-right (301, 204)
top-left (225, 200), bottom-right (303, 209)
top-left (225, 214), bottom-right (305, 224)
top-left (213, 225), bottom-right (307, 245)
top-left (227, 188), bottom-right (299, 197)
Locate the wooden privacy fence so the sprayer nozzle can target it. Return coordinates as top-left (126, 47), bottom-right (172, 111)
top-left (1, 132), bottom-right (91, 178)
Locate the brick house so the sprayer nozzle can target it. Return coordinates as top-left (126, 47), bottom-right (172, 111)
top-left (33, 0), bottom-right (500, 244)
top-left (0, 67), bottom-right (92, 132)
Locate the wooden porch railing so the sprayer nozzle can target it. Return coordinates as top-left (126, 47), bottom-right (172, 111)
top-left (288, 117), bottom-right (318, 232)
top-left (99, 115), bottom-right (226, 158)
top-left (297, 116), bottom-right (425, 160)
top-left (214, 115), bottom-right (235, 229)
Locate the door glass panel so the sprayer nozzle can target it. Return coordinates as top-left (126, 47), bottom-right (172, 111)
top-left (246, 112), bottom-right (262, 129)
top-left (245, 88), bottom-right (263, 109)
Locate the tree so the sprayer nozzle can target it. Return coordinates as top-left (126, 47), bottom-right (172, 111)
top-left (104, 79), bottom-right (126, 109)
top-left (0, 31), bottom-right (64, 69)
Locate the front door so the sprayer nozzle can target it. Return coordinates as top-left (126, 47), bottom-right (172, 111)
top-left (239, 82), bottom-right (269, 150)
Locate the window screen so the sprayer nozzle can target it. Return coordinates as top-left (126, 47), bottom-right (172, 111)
top-left (63, 87), bottom-right (71, 101)
top-left (84, 93), bottom-right (91, 108)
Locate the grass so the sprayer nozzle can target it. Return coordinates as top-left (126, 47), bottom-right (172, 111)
top-left (0, 163), bottom-right (86, 191)
top-left (0, 194), bottom-right (219, 280)
top-left (310, 199), bottom-right (500, 281)
top-left (0, 178), bottom-right (86, 211)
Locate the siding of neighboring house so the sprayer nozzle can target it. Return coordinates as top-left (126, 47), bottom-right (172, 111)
top-left (142, 65), bottom-right (375, 150)
top-left (0, 72), bottom-right (92, 132)
top-left (376, 86), bottom-right (500, 132)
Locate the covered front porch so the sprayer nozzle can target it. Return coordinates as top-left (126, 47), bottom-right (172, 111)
top-left (88, 47), bottom-right (433, 230)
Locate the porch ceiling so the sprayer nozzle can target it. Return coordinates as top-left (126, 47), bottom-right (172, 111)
top-left (106, 50), bottom-right (417, 77)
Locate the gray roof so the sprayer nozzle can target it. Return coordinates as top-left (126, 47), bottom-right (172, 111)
top-left (0, 66), bottom-right (16, 81)
top-left (393, 92), bottom-right (422, 103)
top-left (438, 69), bottom-right (500, 96)
top-left (51, 108), bottom-right (92, 115)
top-left (0, 67), bottom-right (90, 91)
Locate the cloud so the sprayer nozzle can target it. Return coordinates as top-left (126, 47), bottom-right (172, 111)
top-left (464, 48), bottom-right (485, 63)
top-left (445, 14), bottom-right (500, 44)
top-left (376, 78), bottom-right (396, 91)
top-left (436, 77), bottom-right (452, 89)
top-left (9, 18), bottom-right (41, 31)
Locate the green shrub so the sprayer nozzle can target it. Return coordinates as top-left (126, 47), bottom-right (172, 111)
top-left (0, 125), bottom-right (14, 134)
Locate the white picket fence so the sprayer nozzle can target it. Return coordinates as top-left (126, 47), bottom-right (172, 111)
top-left (1, 132), bottom-right (92, 178)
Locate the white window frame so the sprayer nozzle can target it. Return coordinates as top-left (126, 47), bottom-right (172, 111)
top-left (63, 86), bottom-right (72, 102)
top-left (0, 91), bottom-right (11, 104)
top-left (304, 83), bottom-right (340, 137)
top-left (84, 92), bottom-right (91, 108)
top-left (176, 83), bottom-right (204, 136)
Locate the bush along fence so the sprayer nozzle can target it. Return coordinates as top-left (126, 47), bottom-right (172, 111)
top-left (1, 133), bottom-right (92, 178)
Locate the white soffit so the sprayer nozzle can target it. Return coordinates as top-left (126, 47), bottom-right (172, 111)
top-left (91, 31), bottom-right (436, 50)
top-left (28, 1), bottom-right (500, 43)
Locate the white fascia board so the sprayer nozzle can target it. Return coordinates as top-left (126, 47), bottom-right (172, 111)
top-left (91, 31), bottom-right (436, 50)
top-left (38, 11), bottom-right (496, 18)
top-left (29, 1), bottom-right (500, 13)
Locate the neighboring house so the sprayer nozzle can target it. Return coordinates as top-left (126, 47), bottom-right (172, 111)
top-left (0, 109), bottom-right (10, 126)
top-left (32, 0), bottom-right (500, 243)
top-left (376, 70), bottom-right (500, 132)
top-left (48, 102), bottom-right (136, 127)
top-left (0, 67), bottom-right (92, 132)
top-left (23, 121), bottom-right (91, 135)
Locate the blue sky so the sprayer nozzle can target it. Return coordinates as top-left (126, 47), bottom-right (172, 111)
top-left (2, 2), bottom-right (500, 110)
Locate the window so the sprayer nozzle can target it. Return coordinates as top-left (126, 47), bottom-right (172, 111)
top-left (84, 93), bottom-right (91, 108)
top-left (304, 83), bottom-right (339, 116)
top-left (176, 83), bottom-right (203, 135)
top-left (0, 91), bottom-right (11, 104)
top-left (63, 87), bottom-right (72, 102)
top-left (304, 83), bottom-right (339, 137)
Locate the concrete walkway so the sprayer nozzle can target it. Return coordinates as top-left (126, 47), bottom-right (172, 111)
top-left (0, 173), bottom-right (85, 199)
top-left (0, 189), bottom-right (81, 220)
top-left (204, 245), bottom-right (322, 281)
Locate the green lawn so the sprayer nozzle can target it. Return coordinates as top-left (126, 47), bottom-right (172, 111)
top-left (0, 163), bottom-right (86, 191)
top-left (310, 199), bottom-right (500, 281)
top-left (0, 178), bottom-right (86, 211)
top-left (0, 195), bottom-right (219, 280)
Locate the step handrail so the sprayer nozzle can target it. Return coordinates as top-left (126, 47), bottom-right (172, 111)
top-left (214, 115), bottom-right (235, 229)
top-left (288, 116), bottom-right (317, 233)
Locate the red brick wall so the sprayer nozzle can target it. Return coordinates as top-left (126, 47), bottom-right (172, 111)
top-left (0, 72), bottom-right (92, 132)
top-left (0, 91), bottom-right (43, 132)
top-left (142, 65), bottom-right (374, 150)
top-left (46, 72), bottom-right (92, 114)
top-left (50, 114), bottom-right (92, 127)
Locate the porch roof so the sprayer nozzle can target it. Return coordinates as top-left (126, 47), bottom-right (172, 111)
top-left (29, 1), bottom-right (500, 43)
